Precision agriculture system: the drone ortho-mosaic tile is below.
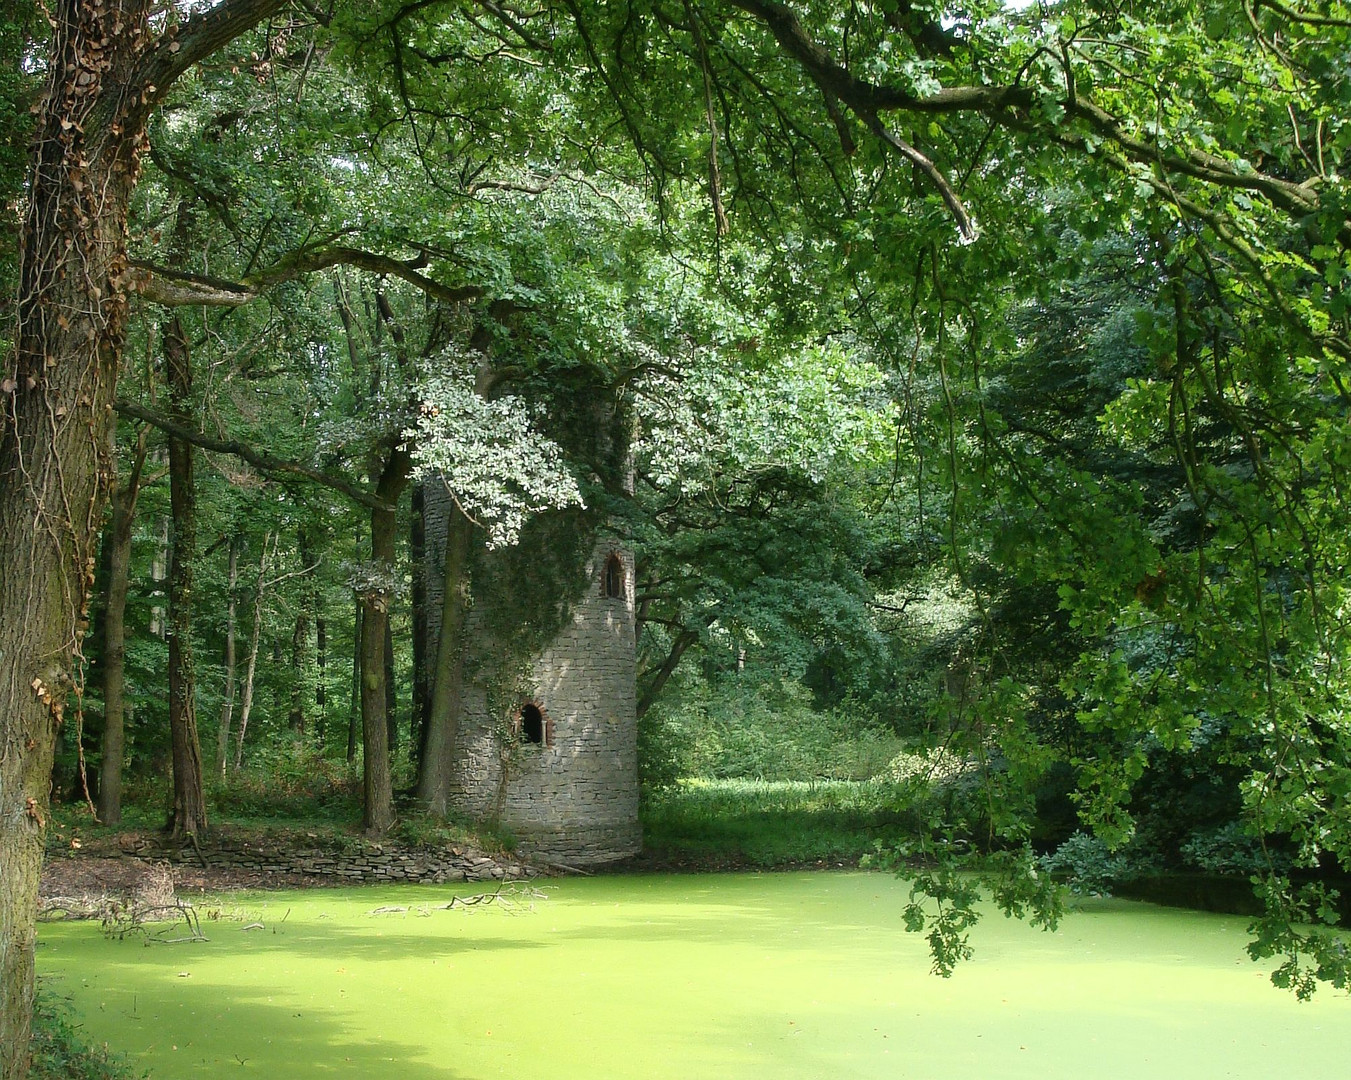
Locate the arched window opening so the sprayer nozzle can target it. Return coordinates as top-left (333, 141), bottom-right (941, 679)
top-left (603, 553), bottom-right (625, 600)
top-left (520, 702), bottom-right (545, 745)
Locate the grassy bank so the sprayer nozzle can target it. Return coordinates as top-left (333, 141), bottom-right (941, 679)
top-left (640, 778), bottom-right (912, 866)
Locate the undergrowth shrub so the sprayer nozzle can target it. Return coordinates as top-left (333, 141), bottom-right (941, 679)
top-left (31, 987), bottom-right (143, 1080)
top-left (1040, 831), bottom-right (1136, 895)
top-left (644, 678), bottom-right (903, 783)
top-left (213, 738), bottom-right (360, 821)
top-left (1181, 822), bottom-right (1291, 876)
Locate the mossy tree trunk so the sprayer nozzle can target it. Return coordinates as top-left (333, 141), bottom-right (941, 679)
top-left (1, 5), bottom-right (287, 1070)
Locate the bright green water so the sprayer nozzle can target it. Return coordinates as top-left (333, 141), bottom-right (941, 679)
top-left (38, 873), bottom-right (1348, 1079)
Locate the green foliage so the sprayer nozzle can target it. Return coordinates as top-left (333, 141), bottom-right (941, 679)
top-left (31, 0), bottom-right (1351, 1008)
top-left (1247, 876), bottom-right (1351, 1001)
top-left (1040, 832), bottom-right (1136, 897)
top-left (1181, 823), bottom-right (1290, 878)
top-left (212, 741), bottom-right (361, 823)
top-left (641, 778), bottom-right (914, 865)
top-left (646, 676), bottom-right (903, 783)
top-left (30, 988), bottom-right (144, 1080)
top-left (390, 812), bottom-right (515, 855)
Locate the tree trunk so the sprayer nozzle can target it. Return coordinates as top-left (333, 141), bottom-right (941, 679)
top-left (289, 530), bottom-right (313, 736)
top-left (359, 449), bottom-right (410, 834)
top-left (637, 628), bottom-right (701, 719)
top-left (348, 598), bottom-right (361, 764)
top-left (385, 618), bottom-right (398, 755)
top-left (0, 3), bottom-right (296, 1070)
top-left (315, 610), bottom-right (327, 745)
top-left (290, 609), bottom-right (310, 737)
top-left (235, 534), bottom-right (270, 771)
top-left (417, 503), bottom-right (475, 815)
top-left (217, 537), bottom-right (239, 781)
top-left (164, 313), bottom-right (207, 838)
top-left (410, 481), bottom-right (430, 767)
top-left (97, 429), bottom-right (149, 825)
top-left (1, 9), bottom-right (143, 1072)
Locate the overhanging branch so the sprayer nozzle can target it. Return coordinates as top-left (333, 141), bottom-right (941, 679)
top-left (131, 246), bottom-right (484, 308)
top-left (115, 401), bottom-right (394, 511)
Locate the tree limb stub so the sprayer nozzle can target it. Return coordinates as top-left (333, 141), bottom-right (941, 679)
top-left (114, 401), bottom-right (394, 512)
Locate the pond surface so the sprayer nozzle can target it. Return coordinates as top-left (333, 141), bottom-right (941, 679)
top-left (38, 872), bottom-right (1348, 1079)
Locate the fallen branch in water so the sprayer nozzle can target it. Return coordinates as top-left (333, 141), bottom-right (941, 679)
top-left (367, 882), bottom-right (549, 917)
top-left (40, 895), bottom-right (208, 944)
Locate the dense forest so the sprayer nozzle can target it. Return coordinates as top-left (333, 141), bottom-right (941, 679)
top-left (4, 1), bottom-right (1351, 1075)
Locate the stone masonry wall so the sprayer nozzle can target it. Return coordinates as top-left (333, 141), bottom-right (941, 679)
top-left (117, 835), bottom-right (538, 884)
top-left (425, 483), bottom-right (641, 866)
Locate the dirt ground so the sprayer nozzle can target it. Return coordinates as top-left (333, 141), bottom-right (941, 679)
top-left (39, 855), bottom-right (338, 906)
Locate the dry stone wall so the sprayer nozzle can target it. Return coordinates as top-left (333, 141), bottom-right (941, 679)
top-left (119, 835), bottom-right (538, 884)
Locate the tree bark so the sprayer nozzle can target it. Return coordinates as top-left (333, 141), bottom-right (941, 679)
top-left (97, 428), bottom-right (150, 825)
top-left (384, 618), bottom-right (398, 755)
top-left (360, 450), bottom-right (410, 834)
top-left (290, 608), bottom-right (310, 736)
top-left (164, 313), bottom-right (207, 838)
top-left (234, 534), bottom-right (270, 771)
top-left (290, 529), bottom-right (316, 738)
top-left (410, 481), bottom-right (429, 767)
top-left (217, 536), bottom-right (239, 780)
top-left (637, 628), bottom-right (701, 719)
top-left (316, 609), bottom-right (328, 743)
top-left (348, 597), bottom-right (361, 764)
top-left (1, 3), bottom-right (290, 1072)
top-left (416, 502), bottom-right (475, 815)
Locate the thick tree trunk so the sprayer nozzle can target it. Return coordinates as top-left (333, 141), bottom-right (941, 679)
top-left (0, 3), bottom-right (293, 1070)
top-left (359, 449), bottom-right (409, 834)
top-left (218, 537), bottom-right (239, 780)
top-left (416, 503), bottom-right (475, 815)
top-left (1, 8), bottom-right (141, 1071)
top-left (97, 430), bottom-right (148, 825)
top-left (165, 314), bottom-right (207, 838)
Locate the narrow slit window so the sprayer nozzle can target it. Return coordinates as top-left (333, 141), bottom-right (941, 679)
top-left (520, 703), bottom-right (545, 745)
top-left (604, 553), bottom-right (625, 600)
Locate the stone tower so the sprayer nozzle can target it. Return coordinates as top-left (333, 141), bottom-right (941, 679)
top-left (423, 491), bottom-right (641, 866)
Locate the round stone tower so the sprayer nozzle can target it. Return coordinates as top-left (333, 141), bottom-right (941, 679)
top-left (447, 540), bottom-right (640, 865)
top-left (422, 479), bottom-right (641, 865)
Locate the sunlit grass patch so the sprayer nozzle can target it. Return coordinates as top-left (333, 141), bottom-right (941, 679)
top-left (641, 777), bottom-right (913, 864)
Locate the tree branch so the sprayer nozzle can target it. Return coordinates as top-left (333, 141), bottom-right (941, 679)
top-left (137, 0), bottom-right (297, 111)
top-left (637, 628), bottom-right (700, 718)
top-left (115, 401), bottom-right (394, 511)
top-left (131, 246), bottom-right (483, 308)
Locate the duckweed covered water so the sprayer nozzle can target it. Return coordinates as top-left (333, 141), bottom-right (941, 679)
top-left (38, 873), bottom-right (1348, 1079)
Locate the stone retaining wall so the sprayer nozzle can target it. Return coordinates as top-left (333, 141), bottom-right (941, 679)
top-left (119, 836), bottom-right (539, 885)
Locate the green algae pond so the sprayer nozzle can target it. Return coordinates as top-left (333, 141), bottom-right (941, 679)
top-left (38, 872), bottom-right (1348, 1079)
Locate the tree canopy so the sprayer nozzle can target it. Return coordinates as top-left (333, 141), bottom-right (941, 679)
top-left (5, 0), bottom-right (1351, 1073)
